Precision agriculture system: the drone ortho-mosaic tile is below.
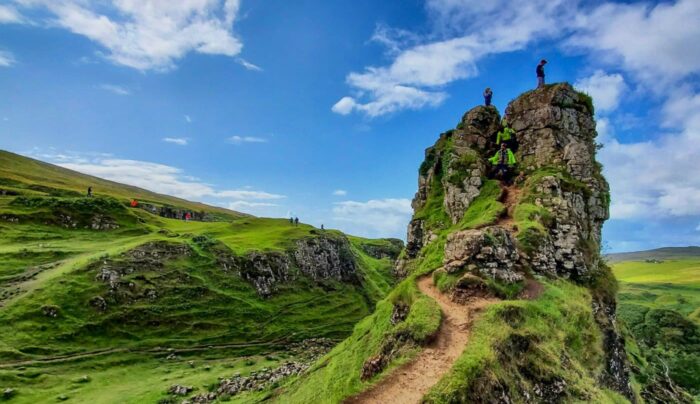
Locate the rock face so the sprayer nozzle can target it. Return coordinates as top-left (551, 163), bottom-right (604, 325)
top-left (399, 83), bottom-right (635, 401)
top-left (138, 202), bottom-right (211, 221)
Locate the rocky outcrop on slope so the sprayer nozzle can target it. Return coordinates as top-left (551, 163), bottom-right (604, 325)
top-left (399, 83), bottom-right (637, 401)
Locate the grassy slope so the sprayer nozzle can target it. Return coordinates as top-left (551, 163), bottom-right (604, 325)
top-left (612, 259), bottom-right (700, 397)
top-left (0, 151), bottom-right (400, 402)
top-left (0, 150), bottom-right (244, 219)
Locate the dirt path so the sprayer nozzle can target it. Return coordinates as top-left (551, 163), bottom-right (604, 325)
top-left (495, 183), bottom-right (521, 230)
top-left (346, 277), bottom-right (494, 404)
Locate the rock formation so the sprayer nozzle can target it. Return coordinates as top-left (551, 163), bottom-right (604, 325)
top-left (398, 83), bottom-right (635, 401)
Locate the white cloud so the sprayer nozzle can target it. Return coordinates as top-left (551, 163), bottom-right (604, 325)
top-left (227, 135), bottom-right (267, 144)
top-left (332, 198), bottom-right (412, 238)
top-left (184, 115), bottom-right (192, 123)
top-left (97, 84), bottom-right (130, 95)
top-left (334, 0), bottom-right (576, 117)
top-left (332, 189), bottom-right (347, 196)
top-left (162, 137), bottom-right (188, 146)
top-left (216, 190), bottom-right (284, 200)
top-left (0, 50), bottom-right (16, 67)
top-left (228, 201), bottom-right (277, 210)
top-left (568, 0), bottom-right (700, 85)
top-left (574, 70), bottom-right (626, 113)
top-left (600, 90), bottom-right (700, 220)
top-left (236, 57), bottom-right (262, 71)
top-left (26, 151), bottom-right (284, 214)
top-left (15, 0), bottom-right (243, 71)
top-left (0, 5), bottom-right (23, 24)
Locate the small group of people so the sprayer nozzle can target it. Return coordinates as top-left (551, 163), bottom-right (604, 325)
top-left (479, 59), bottom-right (548, 184)
top-left (482, 59), bottom-right (548, 106)
top-left (489, 117), bottom-right (518, 184)
top-left (289, 216), bottom-right (300, 226)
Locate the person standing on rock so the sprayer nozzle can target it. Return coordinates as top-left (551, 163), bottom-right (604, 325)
top-left (489, 142), bottom-right (516, 183)
top-left (483, 87), bottom-right (493, 106)
top-left (536, 59), bottom-right (547, 88)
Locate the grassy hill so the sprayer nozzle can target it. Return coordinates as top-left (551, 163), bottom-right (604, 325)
top-left (0, 150), bottom-right (401, 403)
top-left (606, 246), bottom-right (700, 263)
top-left (611, 256), bottom-right (700, 398)
top-left (0, 150), bottom-right (245, 220)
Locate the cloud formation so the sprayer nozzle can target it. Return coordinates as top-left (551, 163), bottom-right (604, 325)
top-left (0, 50), bottom-right (15, 67)
top-left (28, 151), bottom-right (284, 214)
top-left (97, 83), bottom-right (130, 95)
top-left (332, 198), bottom-right (412, 238)
top-left (332, 189), bottom-right (347, 196)
top-left (227, 135), bottom-right (267, 144)
top-left (162, 137), bottom-right (188, 146)
top-left (12, 0), bottom-right (243, 71)
top-left (574, 71), bottom-right (626, 113)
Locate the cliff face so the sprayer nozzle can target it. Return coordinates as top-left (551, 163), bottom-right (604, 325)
top-left (399, 83), bottom-right (636, 401)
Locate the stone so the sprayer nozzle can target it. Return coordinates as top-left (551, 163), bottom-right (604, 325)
top-left (168, 384), bottom-right (194, 396)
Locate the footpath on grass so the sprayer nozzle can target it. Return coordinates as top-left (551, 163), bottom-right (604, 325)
top-left (346, 276), bottom-right (496, 404)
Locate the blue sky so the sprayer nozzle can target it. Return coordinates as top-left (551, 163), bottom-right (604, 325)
top-left (0, 0), bottom-right (699, 252)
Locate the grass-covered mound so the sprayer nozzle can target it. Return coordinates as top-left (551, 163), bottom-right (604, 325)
top-left (423, 280), bottom-right (628, 403)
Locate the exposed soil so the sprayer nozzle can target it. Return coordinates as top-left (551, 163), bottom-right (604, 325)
top-left (495, 183), bottom-right (521, 230)
top-left (345, 276), bottom-right (496, 404)
top-left (519, 278), bottom-right (545, 300)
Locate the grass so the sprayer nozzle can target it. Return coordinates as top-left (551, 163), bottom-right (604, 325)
top-left (0, 150), bottom-right (402, 402)
top-left (424, 280), bottom-right (616, 403)
top-left (612, 258), bottom-right (700, 397)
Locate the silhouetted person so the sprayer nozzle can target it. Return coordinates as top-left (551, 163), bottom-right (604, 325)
top-left (294, 217), bottom-right (299, 226)
top-left (321, 224), bottom-right (324, 231)
top-left (536, 59), bottom-right (547, 88)
top-left (483, 87), bottom-right (493, 106)
top-left (289, 217), bottom-right (294, 225)
top-left (87, 186), bottom-right (92, 197)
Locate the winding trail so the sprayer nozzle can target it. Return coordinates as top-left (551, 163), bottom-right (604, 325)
top-left (346, 276), bottom-right (495, 404)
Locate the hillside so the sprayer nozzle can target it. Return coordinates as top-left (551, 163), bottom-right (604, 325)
top-left (277, 83), bottom-right (695, 404)
top-left (607, 246), bottom-right (700, 263)
top-left (612, 257), bottom-right (700, 399)
top-left (0, 151), bottom-right (245, 221)
top-left (0, 151), bottom-right (403, 402)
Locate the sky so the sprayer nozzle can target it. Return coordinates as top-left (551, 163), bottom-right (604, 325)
top-left (0, 0), bottom-right (699, 252)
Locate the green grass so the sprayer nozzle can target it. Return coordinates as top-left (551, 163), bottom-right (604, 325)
top-left (0, 151), bottom-right (402, 402)
top-left (612, 258), bottom-right (700, 397)
top-left (424, 280), bottom-right (616, 403)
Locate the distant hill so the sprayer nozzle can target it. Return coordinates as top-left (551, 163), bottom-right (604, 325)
top-left (0, 150), bottom-right (246, 219)
top-left (606, 246), bottom-right (700, 263)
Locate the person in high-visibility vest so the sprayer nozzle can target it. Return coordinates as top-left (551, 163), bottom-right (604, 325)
top-left (489, 142), bottom-right (516, 182)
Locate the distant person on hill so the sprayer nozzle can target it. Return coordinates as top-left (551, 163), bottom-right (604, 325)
top-left (185, 212), bottom-right (191, 221)
top-left (321, 224), bottom-right (324, 231)
top-left (536, 59), bottom-right (547, 88)
top-left (289, 217), bottom-right (294, 225)
top-left (489, 142), bottom-right (516, 183)
top-left (87, 186), bottom-right (92, 197)
top-left (294, 217), bottom-right (299, 226)
top-left (483, 87), bottom-right (493, 106)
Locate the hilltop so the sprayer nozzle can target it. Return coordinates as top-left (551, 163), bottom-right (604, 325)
top-left (607, 246), bottom-right (700, 263)
top-left (278, 83), bottom-right (695, 403)
top-left (0, 152), bottom-right (403, 402)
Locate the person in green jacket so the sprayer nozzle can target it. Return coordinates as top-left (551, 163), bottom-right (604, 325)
top-left (489, 142), bottom-right (516, 182)
top-left (496, 117), bottom-right (515, 145)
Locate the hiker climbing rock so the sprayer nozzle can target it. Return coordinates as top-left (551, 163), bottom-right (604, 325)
top-left (536, 59), bottom-right (547, 88)
top-left (496, 117), bottom-right (518, 151)
top-left (489, 142), bottom-right (516, 183)
top-left (483, 87), bottom-right (493, 106)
